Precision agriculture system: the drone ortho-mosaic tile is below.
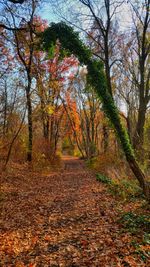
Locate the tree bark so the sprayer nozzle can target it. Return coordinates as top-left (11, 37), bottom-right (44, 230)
top-left (3, 82), bottom-right (7, 136)
top-left (26, 77), bottom-right (32, 162)
top-left (134, 101), bottom-right (147, 149)
top-left (103, 125), bottom-right (109, 153)
top-left (126, 155), bottom-right (150, 200)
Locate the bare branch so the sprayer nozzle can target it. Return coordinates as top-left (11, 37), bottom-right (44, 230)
top-left (8, 0), bottom-right (24, 3)
top-left (0, 23), bottom-right (26, 31)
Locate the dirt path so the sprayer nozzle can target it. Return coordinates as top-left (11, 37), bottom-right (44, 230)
top-left (0, 157), bottom-right (147, 266)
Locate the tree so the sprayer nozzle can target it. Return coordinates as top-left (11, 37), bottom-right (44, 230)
top-left (1, 1), bottom-right (46, 161)
top-left (76, 1), bottom-right (125, 152)
top-left (64, 73), bottom-right (102, 159)
top-left (53, 0), bottom-right (126, 151)
top-left (113, 0), bottom-right (150, 155)
top-left (130, 0), bottom-right (150, 150)
top-left (32, 39), bottom-right (80, 158)
top-left (0, 28), bottom-right (13, 79)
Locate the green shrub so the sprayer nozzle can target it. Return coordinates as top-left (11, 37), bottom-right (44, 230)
top-left (96, 173), bottom-right (112, 184)
top-left (109, 179), bottom-right (142, 200)
top-left (119, 211), bottom-right (150, 234)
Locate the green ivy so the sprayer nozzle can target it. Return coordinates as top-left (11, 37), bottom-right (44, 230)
top-left (119, 211), bottom-right (150, 234)
top-left (42, 22), bottom-right (134, 161)
top-left (96, 173), bottom-right (112, 184)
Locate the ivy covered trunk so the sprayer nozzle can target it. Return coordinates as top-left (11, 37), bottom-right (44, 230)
top-left (42, 22), bottom-right (150, 200)
top-left (127, 156), bottom-right (150, 198)
top-left (87, 60), bottom-right (150, 200)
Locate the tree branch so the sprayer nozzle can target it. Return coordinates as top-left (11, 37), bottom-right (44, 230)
top-left (0, 23), bottom-right (26, 31)
top-left (8, 0), bottom-right (24, 3)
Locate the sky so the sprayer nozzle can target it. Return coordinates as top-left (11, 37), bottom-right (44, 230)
top-left (0, 1), bottom-right (132, 32)
top-left (39, 1), bottom-right (133, 32)
top-left (38, 2), bottom-right (59, 24)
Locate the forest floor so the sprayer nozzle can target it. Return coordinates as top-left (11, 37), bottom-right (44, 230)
top-left (0, 156), bottom-right (149, 267)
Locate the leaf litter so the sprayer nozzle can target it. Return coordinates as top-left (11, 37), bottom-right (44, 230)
top-left (0, 157), bottom-right (149, 266)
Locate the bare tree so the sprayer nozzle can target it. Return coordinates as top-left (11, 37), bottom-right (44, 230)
top-left (114, 0), bottom-right (150, 154)
top-left (130, 0), bottom-right (150, 149)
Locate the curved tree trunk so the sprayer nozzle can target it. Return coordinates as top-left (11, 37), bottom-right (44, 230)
top-left (43, 22), bottom-right (150, 200)
top-left (87, 60), bottom-right (150, 200)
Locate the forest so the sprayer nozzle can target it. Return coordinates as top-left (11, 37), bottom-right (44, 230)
top-left (0, 0), bottom-right (150, 266)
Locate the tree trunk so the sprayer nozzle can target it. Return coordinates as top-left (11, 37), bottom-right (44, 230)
top-left (105, 58), bottom-right (112, 97)
top-left (43, 118), bottom-right (49, 140)
top-left (3, 82), bottom-right (7, 136)
top-left (26, 85), bottom-right (32, 162)
top-left (126, 155), bottom-right (150, 200)
top-left (134, 102), bottom-right (147, 150)
top-left (103, 125), bottom-right (109, 153)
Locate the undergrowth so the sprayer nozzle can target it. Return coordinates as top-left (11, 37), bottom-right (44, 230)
top-left (119, 211), bottom-right (150, 262)
top-left (119, 211), bottom-right (150, 234)
top-left (96, 171), bottom-right (150, 262)
top-left (96, 173), bottom-right (143, 201)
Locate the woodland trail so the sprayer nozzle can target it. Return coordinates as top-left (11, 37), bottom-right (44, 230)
top-left (0, 157), bottom-right (148, 266)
